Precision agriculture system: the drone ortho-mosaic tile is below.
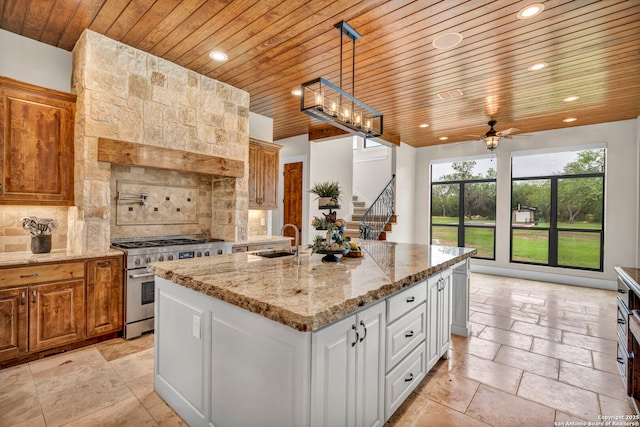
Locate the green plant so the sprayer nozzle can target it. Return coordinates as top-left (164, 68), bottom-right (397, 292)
top-left (309, 181), bottom-right (341, 200)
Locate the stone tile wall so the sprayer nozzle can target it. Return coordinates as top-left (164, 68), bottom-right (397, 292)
top-left (70, 30), bottom-right (249, 253)
top-left (0, 206), bottom-right (69, 252)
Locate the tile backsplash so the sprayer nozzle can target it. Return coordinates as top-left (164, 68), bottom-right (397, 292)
top-left (0, 206), bottom-right (69, 252)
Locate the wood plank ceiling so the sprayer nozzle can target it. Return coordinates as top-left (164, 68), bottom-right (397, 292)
top-left (2, 0), bottom-right (639, 148)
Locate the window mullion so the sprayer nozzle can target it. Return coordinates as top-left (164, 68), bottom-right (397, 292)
top-left (458, 182), bottom-right (465, 247)
top-left (549, 178), bottom-right (558, 266)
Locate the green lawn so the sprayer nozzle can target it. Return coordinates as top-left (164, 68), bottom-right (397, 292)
top-left (432, 218), bottom-right (601, 269)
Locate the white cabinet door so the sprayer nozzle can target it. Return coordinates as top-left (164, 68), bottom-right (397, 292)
top-left (311, 314), bottom-right (357, 427)
top-left (311, 301), bottom-right (386, 427)
top-left (355, 302), bottom-right (385, 427)
top-left (426, 275), bottom-right (440, 371)
top-left (438, 272), bottom-right (452, 357)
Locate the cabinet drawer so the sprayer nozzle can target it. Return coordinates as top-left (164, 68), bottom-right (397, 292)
top-left (387, 281), bottom-right (426, 323)
top-left (0, 262), bottom-right (85, 289)
top-left (386, 304), bottom-right (426, 372)
top-left (385, 343), bottom-right (426, 420)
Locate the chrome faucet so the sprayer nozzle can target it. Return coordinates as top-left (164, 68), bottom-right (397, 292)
top-left (281, 224), bottom-right (300, 261)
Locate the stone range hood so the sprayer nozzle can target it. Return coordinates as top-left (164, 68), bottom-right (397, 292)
top-left (70, 30), bottom-right (250, 254)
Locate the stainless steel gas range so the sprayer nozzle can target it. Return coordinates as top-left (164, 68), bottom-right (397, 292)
top-left (111, 236), bottom-right (233, 339)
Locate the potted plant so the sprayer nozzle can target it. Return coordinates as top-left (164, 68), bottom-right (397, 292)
top-left (309, 181), bottom-right (341, 208)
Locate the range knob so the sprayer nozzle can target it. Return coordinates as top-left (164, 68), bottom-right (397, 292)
top-left (168, 255), bottom-right (174, 261)
top-left (146, 257), bottom-right (152, 264)
top-left (134, 258), bottom-right (141, 266)
top-left (158, 255), bottom-right (165, 262)
top-left (217, 249), bottom-right (223, 255)
top-left (204, 251), bottom-right (210, 256)
top-left (196, 252), bottom-right (202, 257)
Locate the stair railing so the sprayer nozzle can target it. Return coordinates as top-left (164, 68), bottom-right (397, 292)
top-left (359, 174), bottom-right (395, 240)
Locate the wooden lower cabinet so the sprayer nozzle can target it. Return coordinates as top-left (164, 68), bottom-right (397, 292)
top-left (28, 279), bottom-right (86, 352)
top-left (0, 287), bottom-right (28, 360)
top-left (86, 257), bottom-right (123, 337)
top-left (0, 255), bottom-right (124, 365)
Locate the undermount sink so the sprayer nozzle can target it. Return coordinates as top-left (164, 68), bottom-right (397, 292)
top-left (255, 251), bottom-right (295, 258)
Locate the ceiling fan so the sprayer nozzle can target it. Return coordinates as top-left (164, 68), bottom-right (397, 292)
top-left (473, 119), bottom-right (528, 151)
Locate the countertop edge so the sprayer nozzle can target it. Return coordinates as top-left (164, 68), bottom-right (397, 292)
top-left (152, 248), bottom-right (475, 332)
top-left (0, 249), bottom-right (125, 268)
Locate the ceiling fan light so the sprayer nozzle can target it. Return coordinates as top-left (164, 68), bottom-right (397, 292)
top-left (432, 33), bottom-right (463, 50)
top-left (484, 136), bottom-right (500, 151)
top-left (517, 3), bottom-right (545, 19)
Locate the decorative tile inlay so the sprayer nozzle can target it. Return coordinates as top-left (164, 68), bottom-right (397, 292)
top-left (116, 181), bottom-right (198, 225)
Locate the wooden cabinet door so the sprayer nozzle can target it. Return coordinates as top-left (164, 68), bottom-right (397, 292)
top-left (28, 279), bottom-right (85, 352)
top-left (0, 77), bottom-right (75, 205)
top-left (86, 257), bottom-right (123, 337)
top-left (248, 142), bottom-right (261, 208)
top-left (260, 144), bottom-right (279, 209)
top-left (0, 287), bottom-right (28, 361)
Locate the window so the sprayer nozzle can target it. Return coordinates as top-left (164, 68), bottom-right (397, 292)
top-left (510, 147), bottom-right (605, 271)
top-left (431, 158), bottom-right (496, 259)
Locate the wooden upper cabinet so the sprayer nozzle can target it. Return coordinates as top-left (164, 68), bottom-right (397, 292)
top-left (248, 140), bottom-right (281, 210)
top-left (0, 77), bottom-right (75, 205)
top-left (86, 257), bottom-right (124, 337)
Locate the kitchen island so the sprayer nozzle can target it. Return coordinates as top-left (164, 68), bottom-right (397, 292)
top-left (150, 242), bottom-right (475, 427)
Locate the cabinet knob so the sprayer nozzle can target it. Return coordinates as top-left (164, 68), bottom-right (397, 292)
top-left (20, 291), bottom-right (26, 305)
top-left (404, 373), bottom-right (414, 382)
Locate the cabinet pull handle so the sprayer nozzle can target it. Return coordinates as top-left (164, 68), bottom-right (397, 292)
top-left (404, 373), bottom-right (414, 382)
top-left (97, 261), bottom-right (112, 267)
top-left (618, 318), bottom-right (626, 325)
top-left (20, 291), bottom-right (26, 305)
top-left (20, 273), bottom-right (39, 278)
top-left (0, 183), bottom-right (2, 195)
top-left (405, 330), bottom-right (414, 338)
top-left (359, 320), bottom-right (367, 342)
top-left (617, 357), bottom-right (625, 365)
top-left (351, 324), bottom-right (359, 347)
top-left (406, 296), bottom-right (415, 303)
top-left (618, 289), bottom-right (628, 294)
top-left (31, 290), bottom-right (36, 303)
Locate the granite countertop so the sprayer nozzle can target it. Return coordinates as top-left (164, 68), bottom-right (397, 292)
top-left (149, 242), bottom-right (476, 332)
top-left (0, 248), bottom-right (125, 268)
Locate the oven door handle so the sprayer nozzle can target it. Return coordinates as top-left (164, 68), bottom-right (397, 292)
top-left (129, 272), bottom-right (155, 279)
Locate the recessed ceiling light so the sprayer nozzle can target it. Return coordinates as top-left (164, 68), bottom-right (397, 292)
top-left (563, 96), bottom-right (580, 102)
top-left (563, 117), bottom-right (577, 123)
top-left (209, 51), bottom-right (228, 62)
top-left (419, 124), bottom-right (429, 128)
top-left (291, 89), bottom-right (302, 96)
top-left (528, 62), bottom-right (548, 71)
top-left (517, 3), bottom-right (545, 19)
top-left (432, 33), bottom-right (464, 50)
top-left (439, 136), bottom-right (449, 141)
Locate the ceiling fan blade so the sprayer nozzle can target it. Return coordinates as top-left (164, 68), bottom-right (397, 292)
top-left (500, 127), bottom-right (520, 136)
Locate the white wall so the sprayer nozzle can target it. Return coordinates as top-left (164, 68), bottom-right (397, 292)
top-left (248, 112), bottom-right (273, 143)
top-left (0, 29), bottom-right (73, 92)
top-left (308, 137), bottom-right (353, 243)
top-left (353, 137), bottom-right (393, 205)
top-left (417, 120), bottom-right (638, 288)
top-left (388, 142), bottom-right (417, 244)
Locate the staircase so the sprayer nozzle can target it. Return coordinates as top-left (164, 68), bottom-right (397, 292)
top-left (344, 195), bottom-right (396, 240)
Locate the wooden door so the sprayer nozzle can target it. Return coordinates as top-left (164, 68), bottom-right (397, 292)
top-left (283, 162), bottom-right (303, 245)
top-left (86, 257), bottom-right (123, 337)
top-left (0, 77), bottom-right (75, 205)
top-left (0, 287), bottom-right (28, 360)
top-left (29, 279), bottom-right (85, 352)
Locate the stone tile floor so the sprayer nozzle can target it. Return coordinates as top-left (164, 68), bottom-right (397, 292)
top-left (0, 273), bottom-right (634, 426)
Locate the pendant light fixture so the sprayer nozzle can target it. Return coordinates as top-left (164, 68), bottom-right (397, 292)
top-left (300, 21), bottom-right (383, 140)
